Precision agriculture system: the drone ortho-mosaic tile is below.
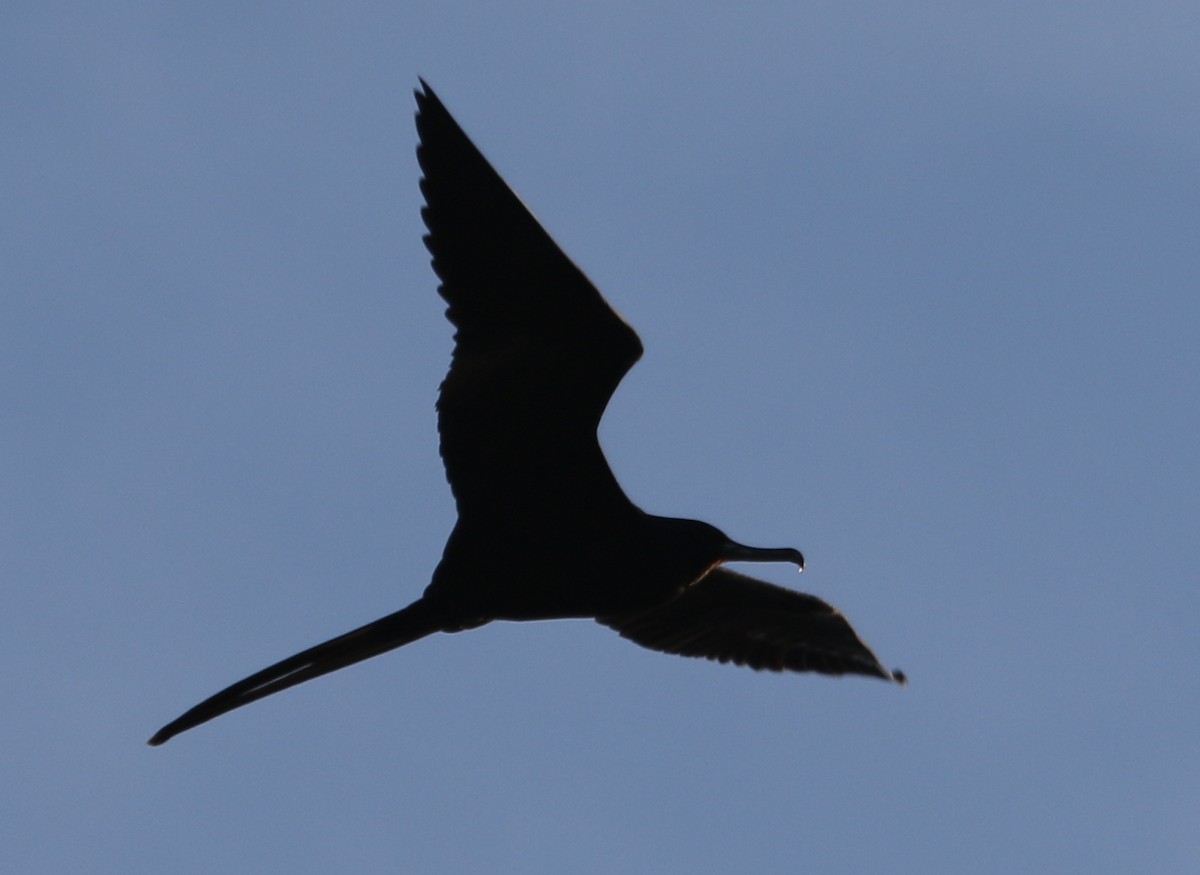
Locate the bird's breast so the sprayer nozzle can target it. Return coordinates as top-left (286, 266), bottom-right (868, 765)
top-left (425, 522), bottom-right (689, 622)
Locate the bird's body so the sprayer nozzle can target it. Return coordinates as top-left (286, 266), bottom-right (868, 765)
top-left (148, 81), bottom-right (901, 747)
top-left (430, 512), bottom-right (795, 622)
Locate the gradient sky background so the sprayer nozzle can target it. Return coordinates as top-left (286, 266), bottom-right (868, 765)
top-left (4, 3), bottom-right (1198, 872)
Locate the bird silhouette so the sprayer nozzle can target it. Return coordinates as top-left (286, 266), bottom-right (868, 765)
top-left (148, 80), bottom-right (903, 747)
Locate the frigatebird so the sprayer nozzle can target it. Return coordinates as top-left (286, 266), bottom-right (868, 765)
top-left (148, 81), bottom-right (902, 747)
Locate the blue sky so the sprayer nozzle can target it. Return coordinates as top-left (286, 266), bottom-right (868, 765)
top-left (3, 3), bottom-right (1198, 872)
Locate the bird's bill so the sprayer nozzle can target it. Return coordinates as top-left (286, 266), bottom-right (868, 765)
top-left (720, 541), bottom-right (805, 572)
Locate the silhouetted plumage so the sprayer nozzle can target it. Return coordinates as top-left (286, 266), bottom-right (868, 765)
top-left (148, 81), bottom-right (902, 747)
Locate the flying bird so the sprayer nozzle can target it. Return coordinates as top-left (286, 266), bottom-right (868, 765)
top-left (149, 81), bottom-right (903, 747)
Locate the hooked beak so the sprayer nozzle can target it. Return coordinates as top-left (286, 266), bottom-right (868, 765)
top-left (720, 541), bottom-right (805, 573)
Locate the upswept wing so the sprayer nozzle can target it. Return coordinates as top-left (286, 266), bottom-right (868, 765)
top-left (599, 568), bottom-right (905, 682)
top-left (415, 82), bottom-right (643, 516)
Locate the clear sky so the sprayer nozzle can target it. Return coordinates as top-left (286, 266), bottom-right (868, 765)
top-left (3, 3), bottom-right (1198, 873)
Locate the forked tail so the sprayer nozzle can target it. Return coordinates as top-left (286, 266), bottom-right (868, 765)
top-left (148, 597), bottom-right (445, 746)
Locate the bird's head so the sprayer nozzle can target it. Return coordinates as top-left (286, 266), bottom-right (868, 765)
top-left (654, 517), bottom-right (804, 584)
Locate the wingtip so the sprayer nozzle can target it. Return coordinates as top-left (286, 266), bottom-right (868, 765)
top-left (147, 719), bottom-right (182, 746)
top-left (891, 667), bottom-right (908, 686)
top-left (415, 77), bottom-right (439, 107)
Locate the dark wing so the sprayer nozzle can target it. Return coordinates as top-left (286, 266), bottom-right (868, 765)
top-left (598, 568), bottom-right (905, 682)
top-left (415, 81), bottom-right (643, 516)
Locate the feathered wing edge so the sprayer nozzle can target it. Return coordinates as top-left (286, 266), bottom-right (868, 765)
top-left (148, 599), bottom-right (445, 745)
top-left (414, 80), bottom-right (643, 516)
top-left (598, 568), bottom-right (905, 683)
